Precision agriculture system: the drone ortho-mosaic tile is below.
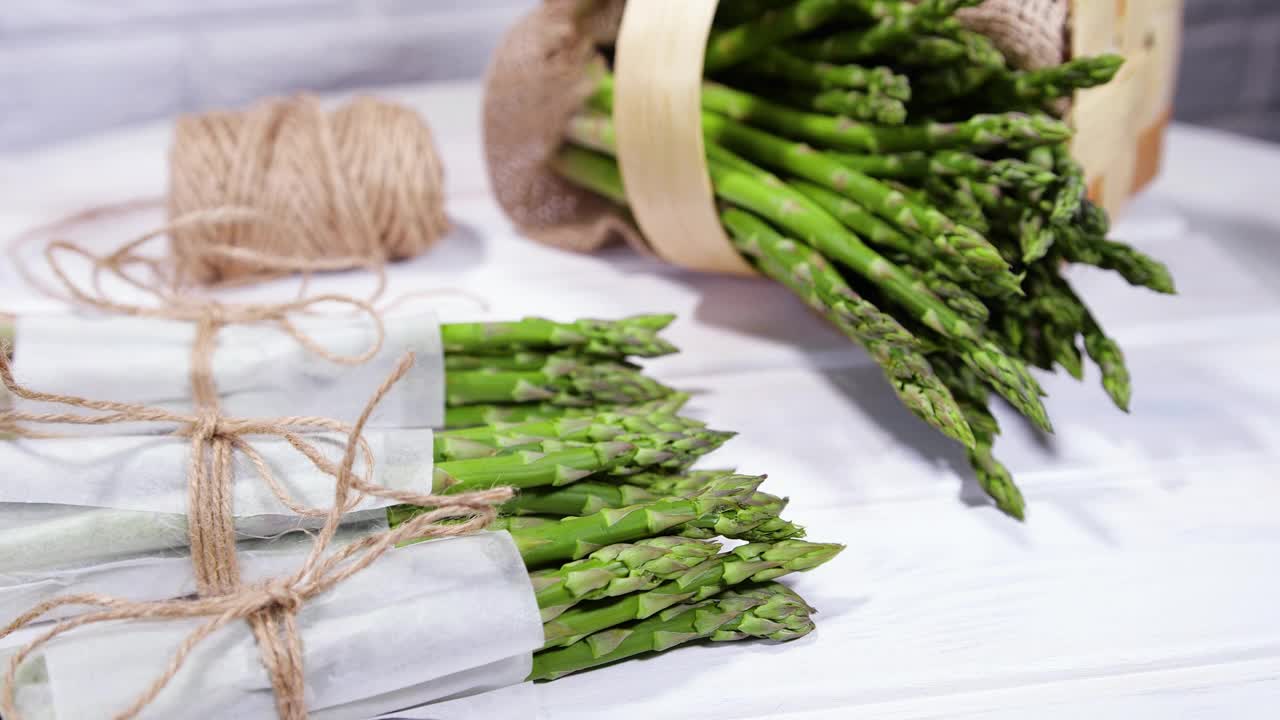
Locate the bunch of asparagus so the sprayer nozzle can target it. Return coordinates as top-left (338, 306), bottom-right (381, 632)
top-left (395, 468), bottom-right (840, 681)
top-left (403, 319), bottom-right (843, 679)
top-left (550, 0), bottom-right (1176, 519)
top-left (2, 313), bottom-right (841, 683)
top-left (0, 314), bottom-right (686, 430)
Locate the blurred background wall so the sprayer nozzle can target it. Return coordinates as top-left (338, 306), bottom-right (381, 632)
top-left (0, 0), bottom-right (1275, 150)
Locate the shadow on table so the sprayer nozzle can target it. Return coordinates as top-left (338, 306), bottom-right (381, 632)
top-left (817, 362), bottom-right (1007, 513)
top-left (1181, 205), bottom-right (1280, 289)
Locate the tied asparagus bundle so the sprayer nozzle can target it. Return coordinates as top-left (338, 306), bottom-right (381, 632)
top-left (0, 314), bottom-right (682, 430)
top-left (549, 0), bottom-right (1177, 519)
top-left (393, 465), bottom-right (843, 680)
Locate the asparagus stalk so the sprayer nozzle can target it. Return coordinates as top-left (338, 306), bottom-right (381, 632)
top-left (530, 536), bottom-right (723, 621)
top-left (930, 355), bottom-right (1024, 518)
top-left (432, 429), bottom-right (728, 497)
top-left (539, 544), bottom-right (838, 650)
top-left (531, 583), bottom-right (816, 681)
top-left (736, 48), bottom-right (912, 100)
top-left (444, 359), bottom-right (673, 407)
top-left (1058, 230), bottom-right (1178, 295)
top-left (501, 475), bottom-right (767, 568)
top-left (830, 151), bottom-right (1059, 195)
top-left (443, 352), bottom-right (600, 372)
top-left (809, 88), bottom-right (908, 125)
top-left (678, 489), bottom-right (807, 542)
top-left (441, 393), bottom-right (691, 430)
top-left (439, 315), bottom-right (677, 359)
top-left (986, 55), bottom-right (1126, 108)
top-left (705, 0), bottom-right (847, 72)
top-left (505, 481), bottom-right (663, 517)
top-left (613, 469), bottom-right (735, 493)
top-left (898, 264), bottom-right (990, 324)
top-left (787, 3), bottom-right (934, 62)
top-left (434, 413), bottom-right (733, 467)
top-left (682, 78), bottom-right (1074, 153)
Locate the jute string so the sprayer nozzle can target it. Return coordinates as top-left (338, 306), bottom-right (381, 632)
top-left (168, 94), bottom-right (448, 287)
top-left (0, 225), bottom-right (507, 719)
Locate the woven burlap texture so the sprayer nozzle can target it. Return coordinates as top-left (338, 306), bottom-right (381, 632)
top-left (482, 0), bottom-right (1068, 256)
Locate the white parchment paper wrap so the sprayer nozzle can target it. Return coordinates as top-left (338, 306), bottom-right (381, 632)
top-left (0, 429), bottom-right (434, 573)
top-left (1, 532), bottom-right (544, 720)
top-left (11, 311), bottom-right (446, 431)
top-left (0, 522), bottom-right (387, 624)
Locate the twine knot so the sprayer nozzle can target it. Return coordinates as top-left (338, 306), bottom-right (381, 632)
top-left (261, 583), bottom-right (306, 615)
top-left (191, 409), bottom-right (226, 442)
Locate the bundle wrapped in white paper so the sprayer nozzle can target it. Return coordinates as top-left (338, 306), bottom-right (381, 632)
top-left (10, 311), bottom-right (447, 432)
top-left (0, 429), bottom-right (435, 574)
top-left (1, 532), bottom-right (544, 720)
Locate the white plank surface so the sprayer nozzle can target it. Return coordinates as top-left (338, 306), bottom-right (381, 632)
top-left (2, 82), bottom-right (1280, 718)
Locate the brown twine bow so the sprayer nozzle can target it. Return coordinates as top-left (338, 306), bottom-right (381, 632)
top-left (0, 223), bottom-right (507, 719)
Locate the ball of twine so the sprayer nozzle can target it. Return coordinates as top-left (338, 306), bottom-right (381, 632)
top-left (167, 94), bottom-right (448, 286)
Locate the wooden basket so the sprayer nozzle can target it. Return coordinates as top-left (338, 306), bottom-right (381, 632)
top-left (479, 0), bottom-right (1185, 277)
top-left (609, 0), bottom-right (1184, 274)
top-left (1070, 0), bottom-right (1183, 215)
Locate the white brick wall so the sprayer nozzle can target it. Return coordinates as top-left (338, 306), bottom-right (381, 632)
top-left (0, 0), bottom-right (537, 150)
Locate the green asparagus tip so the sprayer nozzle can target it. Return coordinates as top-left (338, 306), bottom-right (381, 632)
top-left (625, 314), bottom-right (678, 331)
top-left (969, 447), bottom-right (1026, 521)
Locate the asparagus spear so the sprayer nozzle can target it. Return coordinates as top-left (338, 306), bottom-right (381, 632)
top-left (986, 55), bottom-right (1126, 108)
top-left (678, 489), bottom-right (807, 542)
top-left (530, 536), bottom-right (722, 621)
top-left (898, 264), bottom-right (990, 324)
top-left (829, 151), bottom-right (1059, 195)
top-left (441, 393), bottom-right (691, 430)
top-left (431, 441), bottom-right (641, 494)
top-left (434, 414), bottom-right (733, 468)
top-left (808, 88), bottom-right (908, 125)
top-left (445, 361), bottom-right (673, 407)
top-left (705, 0), bottom-right (847, 72)
top-left (1058, 230), bottom-right (1178, 295)
top-left (503, 475), bottom-right (766, 568)
top-left (441, 409), bottom-right (707, 446)
top-left (931, 355), bottom-right (1024, 519)
top-left (736, 48), bottom-right (912, 100)
top-left (439, 315), bottom-right (676, 359)
top-left (682, 78), bottom-right (1074, 153)
top-left (539, 544), bottom-right (838, 650)
top-left (1048, 143), bottom-right (1087, 227)
top-left (431, 422), bottom-right (730, 495)
top-left (531, 583), bottom-right (816, 681)
top-left (504, 477), bottom-right (805, 543)
top-left (443, 352), bottom-right (599, 372)
top-left (787, 2), bottom-right (937, 62)
top-left (505, 481), bottom-right (663, 516)
top-left (614, 469), bottom-right (735, 493)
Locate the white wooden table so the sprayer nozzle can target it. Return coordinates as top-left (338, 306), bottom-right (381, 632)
top-left (3, 82), bottom-right (1279, 719)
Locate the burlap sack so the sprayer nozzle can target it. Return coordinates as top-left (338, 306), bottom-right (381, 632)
top-left (482, 0), bottom-right (1068, 256)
